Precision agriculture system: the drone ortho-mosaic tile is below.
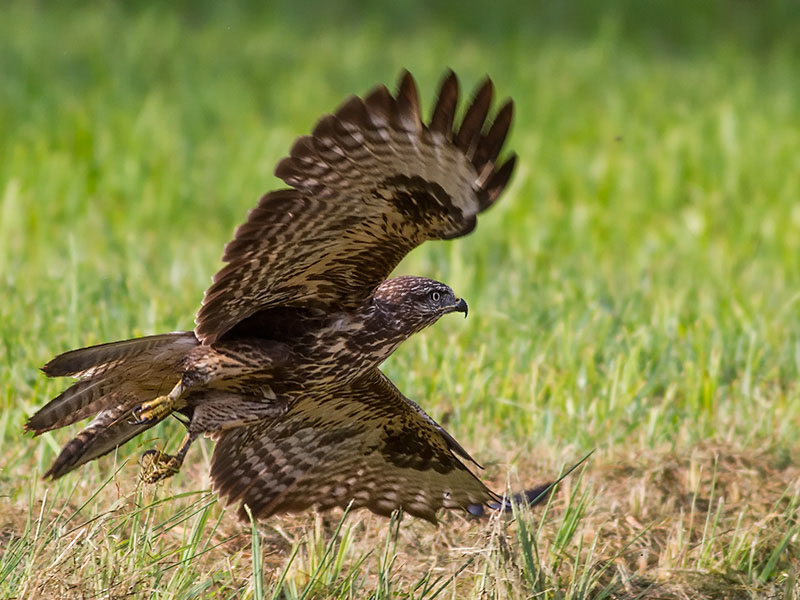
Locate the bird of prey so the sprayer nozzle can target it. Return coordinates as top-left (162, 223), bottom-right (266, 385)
top-left (27, 70), bottom-right (521, 523)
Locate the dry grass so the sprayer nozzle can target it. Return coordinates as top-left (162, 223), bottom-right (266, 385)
top-left (3, 1), bottom-right (800, 597)
top-left (2, 440), bottom-right (799, 598)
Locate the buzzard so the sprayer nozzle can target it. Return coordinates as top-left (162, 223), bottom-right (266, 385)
top-left (27, 70), bottom-right (530, 523)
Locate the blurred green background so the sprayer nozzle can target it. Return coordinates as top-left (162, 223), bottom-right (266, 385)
top-left (2, 0), bottom-right (800, 468)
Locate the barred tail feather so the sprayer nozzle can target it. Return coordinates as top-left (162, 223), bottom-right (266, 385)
top-left (41, 332), bottom-right (196, 378)
top-left (26, 378), bottom-right (118, 435)
top-left (29, 331), bottom-right (200, 478)
top-left (28, 332), bottom-right (198, 435)
top-left (43, 403), bottom-right (166, 479)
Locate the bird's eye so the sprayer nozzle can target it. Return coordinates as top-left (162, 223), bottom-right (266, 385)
top-left (430, 291), bottom-right (441, 302)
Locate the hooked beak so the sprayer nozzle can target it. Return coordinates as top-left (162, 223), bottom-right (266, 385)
top-left (451, 298), bottom-right (468, 318)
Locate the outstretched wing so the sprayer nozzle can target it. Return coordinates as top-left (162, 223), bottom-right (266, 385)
top-left (195, 70), bottom-right (515, 344)
top-left (209, 369), bottom-right (497, 523)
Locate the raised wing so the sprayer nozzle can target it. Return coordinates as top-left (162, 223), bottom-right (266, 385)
top-left (195, 70), bottom-right (515, 344)
top-left (209, 369), bottom-right (497, 523)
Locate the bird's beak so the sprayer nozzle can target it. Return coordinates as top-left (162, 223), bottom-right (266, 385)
top-left (451, 298), bottom-right (468, 318)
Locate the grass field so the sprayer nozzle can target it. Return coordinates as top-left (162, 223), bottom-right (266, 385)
top-left (2, 1), bottom-right (800, 597)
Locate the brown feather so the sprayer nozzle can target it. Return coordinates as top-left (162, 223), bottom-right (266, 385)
top-left (362, 84), bottom-right (395, 131)
top-left (429, 70), bottom-right (459, 137)
top-left (32, 72), bottom-right (523, 525)
top-left (42, 332), bottom-right (195, 378)
top-left (482, 154), bottom-right (517, 209)
top-left (43, 402), bottom-right (165, 479)
top-left (210, 369), bottom-right (496, 523)
top-left (30, 332), bottom-right (198, 476)
top-left (473, 99), bottom-right (513, 170)
top-left (394, 70), bottom-right (421, 133)
top-left (26, 378), bottom-right (117, 434)
top-left (455, 77), bottom-right (493, 156)
top-left (195, 70), bottom-right (516, 344)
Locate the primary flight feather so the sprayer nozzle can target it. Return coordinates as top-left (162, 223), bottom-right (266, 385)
top-left (28, 70), bottom-right (521, 523)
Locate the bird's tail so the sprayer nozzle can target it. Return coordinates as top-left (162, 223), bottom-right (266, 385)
top-left (27, 331), bottom-right (199, 479)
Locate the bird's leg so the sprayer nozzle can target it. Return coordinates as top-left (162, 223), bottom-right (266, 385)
top-left (139, 431), bottom-right (198, 484)
top-left (131, 379), bottom-right (186, 425)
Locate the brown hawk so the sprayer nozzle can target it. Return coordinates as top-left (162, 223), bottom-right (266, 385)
top-left (27, 70), bottom-right (534, 523)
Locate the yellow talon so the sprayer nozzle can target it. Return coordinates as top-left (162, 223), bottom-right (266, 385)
top-left (139, 449), bottom-right (182, 483)
top-left (137, 394), bottom-right (176, 422)
top-left (138, 433), bottom-right (195, 484)
top-left (132, 380), bottom-right (186, 424)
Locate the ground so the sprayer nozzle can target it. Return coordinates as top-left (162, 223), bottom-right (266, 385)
top-left (1, 1), bottom-right (800, 598)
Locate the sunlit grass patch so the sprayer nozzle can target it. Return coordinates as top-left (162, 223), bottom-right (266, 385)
top-left (3, 0), bottom-right (800, 597)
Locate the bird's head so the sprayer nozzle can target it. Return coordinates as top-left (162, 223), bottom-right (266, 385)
top-left (372, 276), bottom-right (468, 336)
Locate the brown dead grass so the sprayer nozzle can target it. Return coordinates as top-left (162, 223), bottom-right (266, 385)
top-left (2, 440), bottom-right (799, 599)
top-left (558, 442), bottom-right (800, 598)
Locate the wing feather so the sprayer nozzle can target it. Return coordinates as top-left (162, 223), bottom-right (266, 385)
top-left (395, 70), bottom-right (422, 133)
top-left (456, 77), bottom-right (493, 157)
top-left (429, 70), bottom-right (458, 138)
top-left (474, 99), bottom-right (513, 172)
top-left (210, 369), bottom-right (496, 524)
top-left (195, 70), bottom-right (515, 344)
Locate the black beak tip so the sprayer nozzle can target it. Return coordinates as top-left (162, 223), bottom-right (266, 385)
top-left (455, 298), bottom-right (468, 318)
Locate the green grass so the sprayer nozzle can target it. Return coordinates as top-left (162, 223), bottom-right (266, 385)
top-left (2, 1), bottom-right (800, 597)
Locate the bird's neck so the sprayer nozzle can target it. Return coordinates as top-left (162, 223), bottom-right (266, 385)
top-left (310, 299), bottom-right (416, 374)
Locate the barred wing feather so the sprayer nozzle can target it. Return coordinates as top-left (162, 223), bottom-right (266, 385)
top-left (195, 70), bottom-right (515, 344)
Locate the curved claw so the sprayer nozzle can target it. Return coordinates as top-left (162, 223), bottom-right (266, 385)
top-left (130, 404), bottom-right (155, 426)
top-left (139, 449), bottom-right (181, 484)
top-left (129, 406), bottom-right (144, 425)
top-left (130, 394), bottom-right (177, 426)
top-left (139, 449), bottom-right (160, 465)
